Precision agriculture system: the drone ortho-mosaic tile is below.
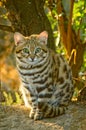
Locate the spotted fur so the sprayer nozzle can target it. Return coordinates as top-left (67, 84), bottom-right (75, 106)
top-left (14, 31), bottom-right (74, 120)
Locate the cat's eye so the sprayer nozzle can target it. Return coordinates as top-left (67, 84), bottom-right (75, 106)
top-left (23, 48), bottom-right (29, 53)
top-left (35, 47), bottom-right (41, 53)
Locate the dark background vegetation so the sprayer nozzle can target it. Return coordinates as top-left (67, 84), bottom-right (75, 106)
top-left (0, 0), bottom-right (86, 104)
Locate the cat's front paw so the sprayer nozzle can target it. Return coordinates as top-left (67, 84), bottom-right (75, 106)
top-left (29, 110), bottom-right (35, 119)
top-left (34, 112), bottom-right (43, 120)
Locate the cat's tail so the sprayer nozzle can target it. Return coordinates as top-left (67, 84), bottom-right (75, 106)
top-left (38, 102), bottom-right (67, 118)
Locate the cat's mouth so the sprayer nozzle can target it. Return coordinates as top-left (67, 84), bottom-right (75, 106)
top-left (27, 57), bottom-right (41, 65)
top-left (29, 57), bottom-right (37, 62)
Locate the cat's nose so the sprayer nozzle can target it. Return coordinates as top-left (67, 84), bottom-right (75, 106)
top-left (31, 57), bottom-right (34, 61)
top-left (29, 55), bottom-right (35, 62)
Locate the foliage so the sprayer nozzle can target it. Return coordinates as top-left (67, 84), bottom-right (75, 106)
top-left (2, 91), bottom-right (22, 105)
top-left (45, 1), bottom-right (65, 55)
top-left (80, 51), bottom-right (86, 72)
top-left (73, 0), bottom-right (86, 40)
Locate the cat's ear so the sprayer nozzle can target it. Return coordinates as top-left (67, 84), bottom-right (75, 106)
top-left (14, 32), bottom-right (25, 46)
top-left (38, 31), bottom-right (48, 45)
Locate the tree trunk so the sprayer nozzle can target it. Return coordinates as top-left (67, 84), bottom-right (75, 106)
top-left (3, 0), bottom-right (55, 50)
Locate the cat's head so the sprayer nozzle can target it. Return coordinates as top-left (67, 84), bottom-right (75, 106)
top-left (14, 31), bottom-right (49, 65)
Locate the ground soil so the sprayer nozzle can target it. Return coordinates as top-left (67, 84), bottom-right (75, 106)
top-left (0, 102), bottom-right (86, 130)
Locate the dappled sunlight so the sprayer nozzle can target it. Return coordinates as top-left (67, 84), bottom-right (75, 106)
top-left (0, 58), bottom-right (22, 104)
top-left (1, 60), bottom-right (20, 91)
top-left (0, 31), bottom-right (22, 104)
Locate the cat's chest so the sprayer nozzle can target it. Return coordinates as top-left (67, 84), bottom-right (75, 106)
top-left (21, 69), bottom-right (52, 85)
top-left (18, 58), bottom-right (53, 83)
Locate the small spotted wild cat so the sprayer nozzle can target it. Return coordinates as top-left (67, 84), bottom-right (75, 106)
top-left (14, 31), bottom-right (74, 120)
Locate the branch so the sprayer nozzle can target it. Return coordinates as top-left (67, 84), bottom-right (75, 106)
top-left (67, 0), bottom-right (75, 56)
top-left (0, 24), bottom-right (14, 32)
top-left (56, 0), bottom-right (68, 49)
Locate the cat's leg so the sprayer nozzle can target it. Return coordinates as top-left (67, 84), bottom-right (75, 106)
top-left (19, 85), bottom-right (31, 107)
top-left (20, 87), bottom-right (37, 119)
top-left (23, 85), bottom-right (38, 119)
top-left (34, 108), bottom-right (43, 120)
top-left (34, 101), bottom-right (44, 120)
top-left (29, 95), bottom-right (38, 119)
